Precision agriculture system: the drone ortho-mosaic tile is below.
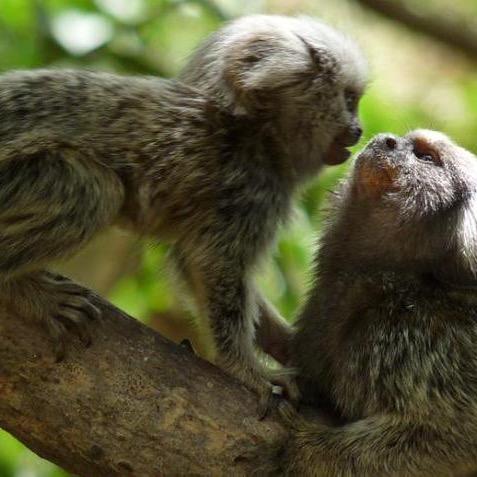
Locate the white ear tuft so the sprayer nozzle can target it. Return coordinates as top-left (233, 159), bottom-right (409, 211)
top-left (455, 194), bottom-right (477, 275)
top-left (222, 32), bottom-right (308, 111)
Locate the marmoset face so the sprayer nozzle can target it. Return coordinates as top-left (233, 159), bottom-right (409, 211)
top-left (353, 130), bottom-right (477, 220)
top-left (330, 130), bottom-right (477, 272)
top-left (180, 15), bottom-right (368, 171)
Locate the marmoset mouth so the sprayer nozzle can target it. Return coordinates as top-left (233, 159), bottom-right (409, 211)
top-left (323, 140), bottom-right (352, 165)
top-left (324, 126), bottom-right (362, 165)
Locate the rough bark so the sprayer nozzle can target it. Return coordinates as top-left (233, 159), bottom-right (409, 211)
top-left (0, 290), bottom-right (287, 476)
top-left (356, 0), bottom-right (477, 63)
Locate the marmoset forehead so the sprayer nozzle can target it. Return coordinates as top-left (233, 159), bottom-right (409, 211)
top-left (406, 129), bottom-right (453, 148)
top-left (407, 129), bottom-right (477, 169)
top-left (224, 15), bottom-right (368, 85)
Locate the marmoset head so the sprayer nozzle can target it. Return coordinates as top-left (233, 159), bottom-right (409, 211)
top-left (180, 15), bottom-right (368, 171)
top-left (332, 130), bottom-right (477, 281)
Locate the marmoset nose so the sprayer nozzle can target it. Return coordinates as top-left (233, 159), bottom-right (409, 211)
top-left (385, 136), bottom-right (397, 150)
top-left (340, 124), bottom-right (363, 147)
top-left (351, 125), bottom-right (363, 143)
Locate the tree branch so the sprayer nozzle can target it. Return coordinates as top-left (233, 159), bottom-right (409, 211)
top-left (0, 289), bottom-right (287, 476)
top-left (355, 0), bottom-right (477, 63)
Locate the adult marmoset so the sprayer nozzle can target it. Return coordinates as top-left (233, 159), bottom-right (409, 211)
top-left (0, 15), bottom-right (367, 409)
top-left (278, 130), bottom-right (477, 475)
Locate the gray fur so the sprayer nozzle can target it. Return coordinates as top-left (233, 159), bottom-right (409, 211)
top-left (180, 14), bottom-right (368, 175)
top-left (280, 130), bottom-right (477, 475)
top-left (179, 15), bottom-right (367, 403)
top-left (0, 15), bottom-right (367, 405)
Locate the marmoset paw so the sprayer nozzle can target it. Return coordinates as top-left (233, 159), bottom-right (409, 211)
top-left (39, 273), bottom-right (101, 361)
top-left (278, 399), bottom-right (299, 426)
top-left (269, 370), bottom-right (301, 406)
top-left (217, 357), bottom-right (288, 419)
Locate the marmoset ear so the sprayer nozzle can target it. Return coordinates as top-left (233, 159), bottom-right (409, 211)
top-left (223, 32), bottom-right (310, 113)
top-left (454, 196), bottom-right (477, 276)
top-left (297, 36), bottom-right (338, 78)
top-left (432, 194), bottom-right (477, 285)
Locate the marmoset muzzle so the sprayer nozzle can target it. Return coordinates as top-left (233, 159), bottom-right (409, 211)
top-left (324, 123), bottom-right (363, 166)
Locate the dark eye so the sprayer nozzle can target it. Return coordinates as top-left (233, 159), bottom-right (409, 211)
top-left (344, 90), bottom-right (359, 112)
top-left (413, 143), bottom-right (442, 166)
top-left (414, 151), bottom-right (433, 162)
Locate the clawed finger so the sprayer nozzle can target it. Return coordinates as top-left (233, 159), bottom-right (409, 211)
top-left (257, 386), bottom-right (278, 420)
top-left (278, 399), bottom-right (299, 426)
top-left (270, 377), bottom-right (300, 405)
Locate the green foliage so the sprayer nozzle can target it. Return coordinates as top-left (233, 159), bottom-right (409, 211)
top-left (110, 243), bottom-right (174, 318)
top-left (0, 0), bottom-right (476, 475)
top-left (0, 429), bottom-right (66, 477)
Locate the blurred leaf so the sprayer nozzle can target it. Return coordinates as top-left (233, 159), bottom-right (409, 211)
top-left (140, 2), bottom-right (221, 75)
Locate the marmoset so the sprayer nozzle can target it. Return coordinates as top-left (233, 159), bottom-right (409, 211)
top-left (276, 130), bottom-right (477, 475)
top-left (0, 15), bottom-right (367, 409)
top-left (179, 14), bottom-right (367, 372)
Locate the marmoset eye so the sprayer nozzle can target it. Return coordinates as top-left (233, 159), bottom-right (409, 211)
top-left (414, 150), bottom-right (433, 162)
top-left (344, 89), bottom-right (359, 112)
top-left (412, 142), bottom-right (442, 166)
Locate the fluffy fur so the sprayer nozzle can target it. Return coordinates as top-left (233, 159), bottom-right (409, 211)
top-left (275, 130), bottom-right (477, 475)
top-left (180, 14), bottom-right (368, 172)
top-left (0, 15), bottom-right (367, 408)
top-left (180, 14), bottom-right (368, 383)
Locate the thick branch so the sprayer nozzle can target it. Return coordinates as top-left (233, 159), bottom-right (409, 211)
top-left (0, 291), bottom-right (287, 476)
top-left (355, 0), bottom-right (477, 62)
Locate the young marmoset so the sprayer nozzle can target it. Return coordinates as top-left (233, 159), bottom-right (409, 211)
top-left (179, 14), bottom-right (367, 373)
top-left (0, 15), bottom-right (367, 408)
top-left (277, 130), bottom-right (477, 475)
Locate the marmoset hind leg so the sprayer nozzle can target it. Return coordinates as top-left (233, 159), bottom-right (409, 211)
top-left (0, 149), bottom-right (124, 358)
